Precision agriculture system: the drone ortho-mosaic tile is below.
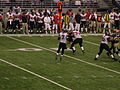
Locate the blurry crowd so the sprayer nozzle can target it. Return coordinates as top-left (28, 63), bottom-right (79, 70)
top-left (0, 6), bottom-right (120, 34)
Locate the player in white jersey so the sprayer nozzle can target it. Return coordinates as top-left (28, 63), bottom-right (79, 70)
top-left (0, 11), bottom-right (3, 34)
top-left (44, 14), bottom-right (51, 34)
top-left (114, 11), bottom-right (120, 30)
top-left (80, 11), bottom-right (87, 32)
top-left (36, 13), bottom-right (44, 33)
top-left (70, 30), bottom-right (85, 54)
top-left (13, 11), bottom-right (21, 33)
top-left (110, 9), bottom-right (115, 29)
top-left (94, 32), bottom-right (116, 60)
top-left (29, 11), bottom-right (36, 33)
top-left (56, 30), bottom-right (68, 60)
top-left (6, 11), bottom-right (14, 32)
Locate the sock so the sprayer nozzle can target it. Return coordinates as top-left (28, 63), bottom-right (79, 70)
top-left (81, 47), bottom-right (84, 51)
top-left (118, 53), bottom-right (120, 57)
top-left (45, 31), bottom-right (48, 34)
top-left (96, 54), bottom-right (99, 58)
top-left (61, 55), bottom-right (63, 57)
top-left (73, 47), bottom-right (76, 51)
top-left (85, 28), bottom-right (87, 32)
top-left (81, 28), bottom-right (83, 32)
top-left (56, 53), bottom-right (59, 55)
top-left (110, 54), bottom-right (114, 59)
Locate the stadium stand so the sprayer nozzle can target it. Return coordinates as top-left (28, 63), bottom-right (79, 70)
top-left (114, 0), bottom-right (120, 8)
top-left (0, 0), bottom-right (99, 9)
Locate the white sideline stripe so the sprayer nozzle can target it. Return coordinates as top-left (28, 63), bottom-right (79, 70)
top-left (0, 34), bottom-right (103, 37)
top-left (7, 36), bottom-right (120, 75)
top-left (0, 58), bottom-right (72, 90)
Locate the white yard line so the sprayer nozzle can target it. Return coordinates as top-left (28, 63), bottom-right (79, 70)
top-left (0, 58), bottom-right (72, 90)
top-left (7, 36), bottom-right (120, 75)
top-left (84, 41), bottom-right (99, 46)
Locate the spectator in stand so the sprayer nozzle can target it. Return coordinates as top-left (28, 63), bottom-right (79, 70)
top-left (75, 0), bottom-right (81, 6)
top-left (32, 0), bottom-right (37, 5)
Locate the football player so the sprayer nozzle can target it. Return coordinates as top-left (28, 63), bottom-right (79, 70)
top-left (0, 11), bottom-right (3, 34)
top-left (13, 11), bottom-right (21, 33)
top-left (6, 10), bottom-right (14, 33)
top-left (109, 34), bottom-right (119, 56)
top-left (44, 14), bottom-right (51, 34)
top-left (70, 30), bottom-right (85, 54)
top-left (80, 11), bottom-right (87, 33)
top-left (29, 10), bottom-right (36, 33)
top-left (94, 32), bottom-right (116, 60)
top-left (21, 9), bottom-right (29, 34)
top-left (56, 30), bottom-right (68, 61)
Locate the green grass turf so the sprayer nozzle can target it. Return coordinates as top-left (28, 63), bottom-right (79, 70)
top-left (0, 36), bottom-right (120, 90)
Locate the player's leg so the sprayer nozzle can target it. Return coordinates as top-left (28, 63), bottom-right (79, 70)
top-left (84, 21), bottom-right (88, 33)
top-left (81, 22), bottom-right (84, 32)
top-left (60, 48), bottom-right (65, 61)
top-left (103, 22), bottom-right (107, 33)
top-left (13, 20), bottom-right (16, 32)
top-left (25, 23), bottom-right (29, 34)
top-left (44, 23), bottom-right (48, 34)
top-left (52, 24), bottom-right (55, 34)
top-left (75, 23), bottom-right (78, 31)
top-left (79, 38), bottom-right (85, 53)
top-left (56, 24), bottom-right (58, 34)
top-left (93, 21), bottom-right (97, 33)
top-left (108, 23), bottom-right (111, 33)
top-left (56, 43), bottom-right (62, 60)
top-left (70, 39), bottom-right (78, 54)
top-left (22, 23), bottom-right (25, 34)
top-left (89, 21), bottom-right (92, 33)
top-left (60, 43), bottom-right (67, 60)
top-left (0, 22), bottom-right (2, 34)
top-left (104, 44), bottom-right (115, 60)
top-left (94, 44), bottom-right (104, 60)
top-left (48, 24), bottom-right (52, 34)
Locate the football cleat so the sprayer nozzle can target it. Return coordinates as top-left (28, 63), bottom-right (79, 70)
top-left (94, 58), bottom-right (97, 60)
top-left (106, 52), bottom-right (110, 56)
top-left (112, 58), bottom-right (117, 61)
top-left (82, 50), bottom-right (85, 54)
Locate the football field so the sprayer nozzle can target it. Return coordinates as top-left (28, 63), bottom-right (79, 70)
top-left (0, 35), bottom-right (120, 90)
